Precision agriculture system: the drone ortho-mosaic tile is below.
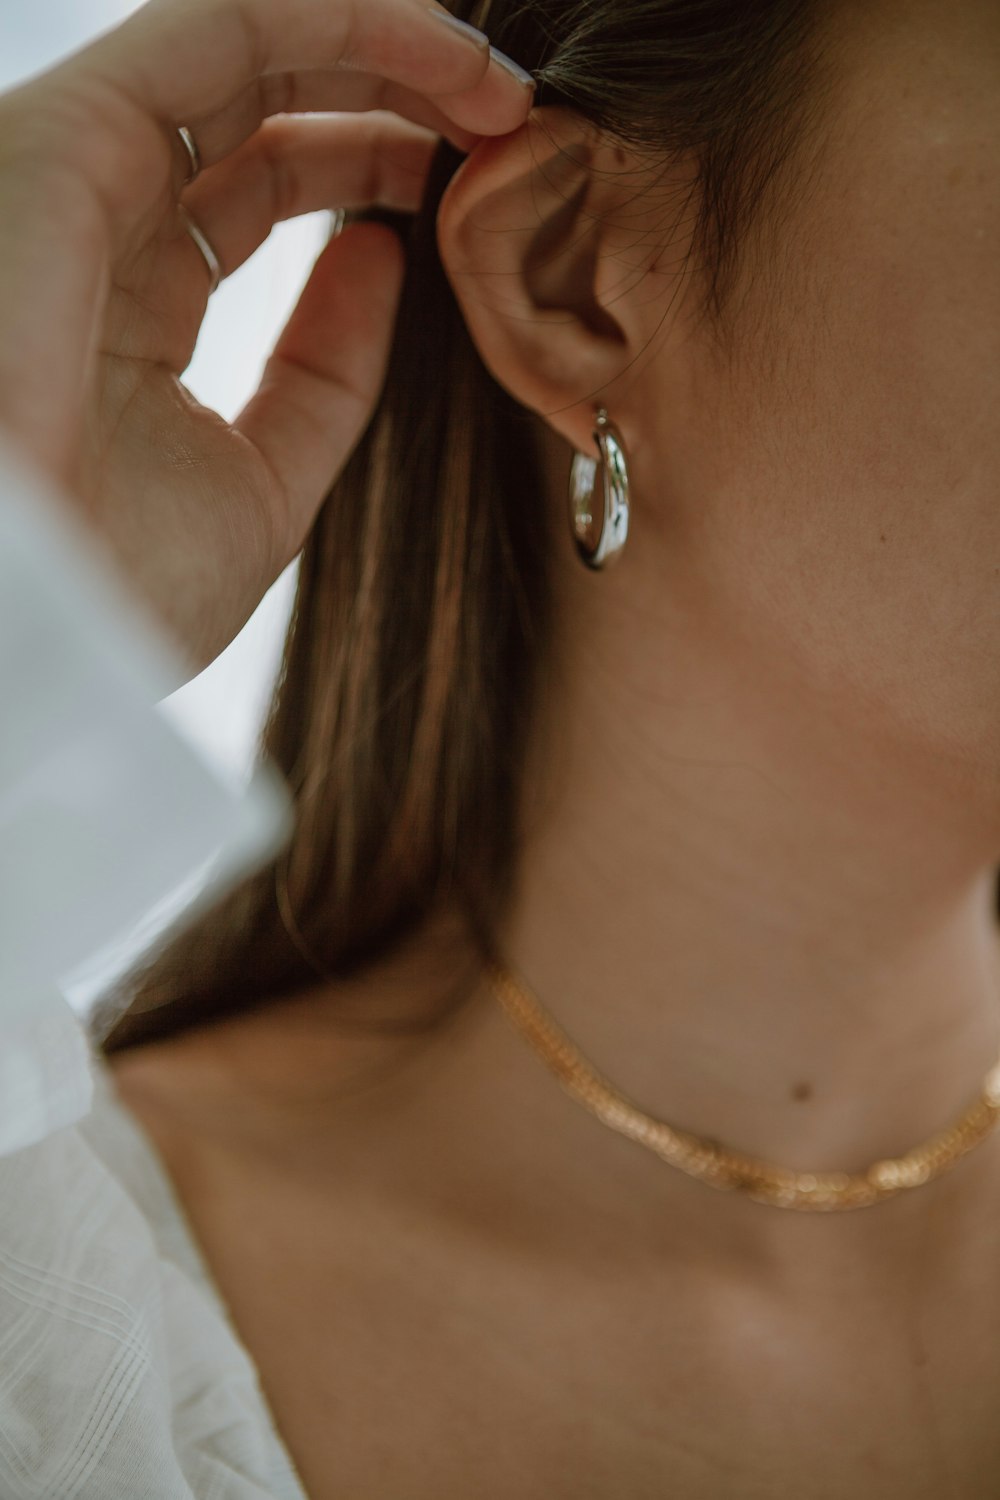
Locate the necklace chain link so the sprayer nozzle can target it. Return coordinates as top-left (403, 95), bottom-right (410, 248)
top-left (485, 961), bottom-right (1000, 1212)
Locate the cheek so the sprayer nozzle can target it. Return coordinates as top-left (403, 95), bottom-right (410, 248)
top-left (672, 207), bottom-right (1000, 782)
top-left (679, 43), bottom-right (1000, 771)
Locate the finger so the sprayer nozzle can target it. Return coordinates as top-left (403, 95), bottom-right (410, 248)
top-left (82, 0), bottom-right (534, 163)
top-left (184, 114), bottom-right (438, 282)
top-left (177, 70), bottom-right (483, 166)
top-left (234, 220), bottom-right (405, 558)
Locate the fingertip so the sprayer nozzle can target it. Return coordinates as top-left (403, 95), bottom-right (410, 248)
top-left (425, 8), bottom-right (491, 56)
top-left (310, 219), bottom-right (408, 345)
top-left (334, 216), bottom-right (405, 256)
top-left (418, 6), bottom-right (535, 132)
top-left (487, 47), bottom-right (536, 94)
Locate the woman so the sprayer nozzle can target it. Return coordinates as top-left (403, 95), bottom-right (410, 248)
top-left (4, 0), bottom-right (1000, 1493)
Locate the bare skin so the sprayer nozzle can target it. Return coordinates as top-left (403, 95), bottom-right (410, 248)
top-left (110, 961), bottom-right (1000, 1500)
top-left (101, 0), bottom-right (1000, 1493)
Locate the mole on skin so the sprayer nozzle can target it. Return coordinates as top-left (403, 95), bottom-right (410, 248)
top-left (791, 1081), bottom-right (814, 1102)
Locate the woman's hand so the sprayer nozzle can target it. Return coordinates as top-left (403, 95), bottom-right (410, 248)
top-left (0, 0), bottom-right (532, 676)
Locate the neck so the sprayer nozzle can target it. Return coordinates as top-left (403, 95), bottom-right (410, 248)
top-left (199, 435), bottom-right (1000, 1276)
top-left (512, 461), bottom-right (1000, 1128)
top-left (425, 431), bottom-right (1000, 1264)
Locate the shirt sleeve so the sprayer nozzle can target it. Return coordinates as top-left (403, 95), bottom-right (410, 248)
top-left (0, 433), bottom-right (293, 1157)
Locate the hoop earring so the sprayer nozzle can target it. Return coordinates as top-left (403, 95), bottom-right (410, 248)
top-left (568, 408), bottom-right (631, 570)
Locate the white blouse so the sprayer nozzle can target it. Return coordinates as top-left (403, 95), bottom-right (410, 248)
top-left (0, 434), bottom-right (306, 1496)
top-left (0, 1052), bottom-right (310, 1499)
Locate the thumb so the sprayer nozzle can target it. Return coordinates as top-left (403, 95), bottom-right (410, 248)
top-left (235, 220), bottom-right (406, 560)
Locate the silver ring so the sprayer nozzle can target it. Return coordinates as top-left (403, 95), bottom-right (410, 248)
top-left (177, 125), bottom-right (201, 185)
top-left (179, 206), bottom-right (222, 295)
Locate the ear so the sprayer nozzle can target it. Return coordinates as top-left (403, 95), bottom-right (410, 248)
top-left (437, 108), bottom-right (694, 456)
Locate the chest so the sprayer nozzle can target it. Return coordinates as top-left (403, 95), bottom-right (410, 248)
top-left (151, 1140), bottom-right (1000, 1500)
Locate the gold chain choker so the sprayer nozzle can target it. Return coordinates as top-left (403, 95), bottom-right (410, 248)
top-left (485, 961), bottom-right (1000, 1213)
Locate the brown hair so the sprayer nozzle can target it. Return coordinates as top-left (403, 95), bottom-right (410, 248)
top-left (98, 0), bottom-right (830, 1055)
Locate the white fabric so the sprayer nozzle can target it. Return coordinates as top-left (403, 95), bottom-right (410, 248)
top-left (0, 433), bottom-right (308, 1495)
top-left (0, 433), bottom-right (291, 1155)
top-left (0, 1052), bottom-right (309, 1499)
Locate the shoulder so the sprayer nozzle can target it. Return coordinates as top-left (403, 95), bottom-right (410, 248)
top-left (105, 1015), bottom-right (268, 1148)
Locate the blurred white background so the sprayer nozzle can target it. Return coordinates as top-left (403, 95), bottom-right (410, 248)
top-left (1, 0), bottom-right (333, 1009)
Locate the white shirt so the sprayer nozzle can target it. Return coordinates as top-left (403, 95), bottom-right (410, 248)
top-left (0, 434), bottom-right (309, 1498)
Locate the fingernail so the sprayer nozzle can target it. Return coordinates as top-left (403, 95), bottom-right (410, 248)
top-left (489, 46), bottom-right (536, 90)
top-left (427, 9), bottom-right (490, 51)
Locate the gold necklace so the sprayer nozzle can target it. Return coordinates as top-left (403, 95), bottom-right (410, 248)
top-left (485, 961), bottom-right (1000, 1212)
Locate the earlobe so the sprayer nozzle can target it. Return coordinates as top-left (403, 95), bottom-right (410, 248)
top-left (437, 108), bottom-right (664, 452)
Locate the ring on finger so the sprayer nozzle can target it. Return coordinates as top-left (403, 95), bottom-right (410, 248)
top-left (177, 125), bottom-right (201, 185)
top-left (179, 206), bottom-right (222, 295)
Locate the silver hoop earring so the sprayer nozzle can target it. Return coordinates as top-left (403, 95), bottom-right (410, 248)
top-left (568, 408), bottom-right (631, 570)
